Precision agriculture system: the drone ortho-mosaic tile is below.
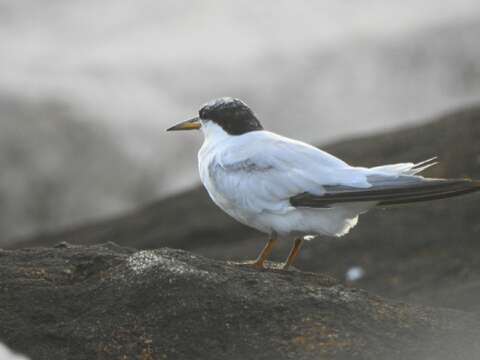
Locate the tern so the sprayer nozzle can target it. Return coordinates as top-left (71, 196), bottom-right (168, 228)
top-left (167, 97), bottom-right (480, 270)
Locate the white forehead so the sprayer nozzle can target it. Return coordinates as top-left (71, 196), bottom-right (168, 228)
top-left (202, 97), bottom-right (242, 108)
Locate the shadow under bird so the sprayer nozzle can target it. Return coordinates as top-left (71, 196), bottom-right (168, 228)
top-left (167, 97), bottom-right (480, 270)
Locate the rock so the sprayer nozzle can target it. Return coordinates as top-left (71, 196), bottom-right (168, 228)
top-left (13, 105), bottom-right (480, 312)
top-left (1, 243), bottom-right (480, 360)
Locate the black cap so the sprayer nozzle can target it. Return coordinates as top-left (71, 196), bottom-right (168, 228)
top-left (199, 97), bottom-right (263, 135)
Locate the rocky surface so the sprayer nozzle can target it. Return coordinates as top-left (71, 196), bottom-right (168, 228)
top-left (16, 105), bottom-right (480, 313)
top-left (1, 243), bottom-right (480, 360)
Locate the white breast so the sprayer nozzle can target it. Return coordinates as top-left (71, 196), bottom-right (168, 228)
top-left (198, 133), bottom-right (260, 230)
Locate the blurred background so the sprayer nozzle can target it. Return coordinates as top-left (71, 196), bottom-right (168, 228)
top-left (1, 0), bottom-right (480, 243)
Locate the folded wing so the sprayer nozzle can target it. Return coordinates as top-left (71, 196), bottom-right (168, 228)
top-left (290, 178), bottom-right (480, 208)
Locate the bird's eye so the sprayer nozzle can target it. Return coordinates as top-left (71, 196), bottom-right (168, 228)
top-left (199, 107), bottom-right (214, 121)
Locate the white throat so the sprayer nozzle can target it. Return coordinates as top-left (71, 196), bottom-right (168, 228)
top-left (200, 120), bottom-right (232, 146)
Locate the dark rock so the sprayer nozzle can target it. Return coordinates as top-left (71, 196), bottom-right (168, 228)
top-left (1, 243), bottom-right (480, 360)
top-left (13, 105), bottom-right (480, 312)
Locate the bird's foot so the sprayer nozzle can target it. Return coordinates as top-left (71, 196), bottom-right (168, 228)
top-left (247, 259), bottom-right (266, 270)
top-left (233, 259), bottom-right (267, 270)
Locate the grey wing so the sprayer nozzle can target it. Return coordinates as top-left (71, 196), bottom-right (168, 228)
top-left (290, 176), bottom-right (480, 208)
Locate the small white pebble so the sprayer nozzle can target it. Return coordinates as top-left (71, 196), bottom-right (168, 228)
top-left (346, 266), bottom-right (365, 282)
top-left (126, 250), bottom-right (210, 278)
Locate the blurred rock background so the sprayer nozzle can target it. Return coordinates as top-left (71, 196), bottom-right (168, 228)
top-left (0, 95), bottom-right (156, 241)
top-left (1, 1), bottom-right (480, 242)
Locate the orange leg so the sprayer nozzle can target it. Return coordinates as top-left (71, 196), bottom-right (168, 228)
top-left (252, 233), bottom-right (278, 269)
top-left (283, 237), bottom-right (304, 270)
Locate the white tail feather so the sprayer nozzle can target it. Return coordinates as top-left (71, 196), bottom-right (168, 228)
top-left (410, 157), bottom-right (438, 175)
top-left (370, 157), bottom-right (438, 176)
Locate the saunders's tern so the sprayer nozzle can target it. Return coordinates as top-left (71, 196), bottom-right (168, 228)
top-left (167, 97), bottom-right (480, 270)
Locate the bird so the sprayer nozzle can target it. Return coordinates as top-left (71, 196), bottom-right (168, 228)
top-left (167, 97), bottom-right (480, 270)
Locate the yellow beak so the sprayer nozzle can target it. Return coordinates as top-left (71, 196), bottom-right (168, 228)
top-left (166, 117), bottom-right (201, 131)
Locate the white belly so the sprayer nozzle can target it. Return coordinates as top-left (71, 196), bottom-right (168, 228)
top-left (205, 185), bottom-right (363, 238)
